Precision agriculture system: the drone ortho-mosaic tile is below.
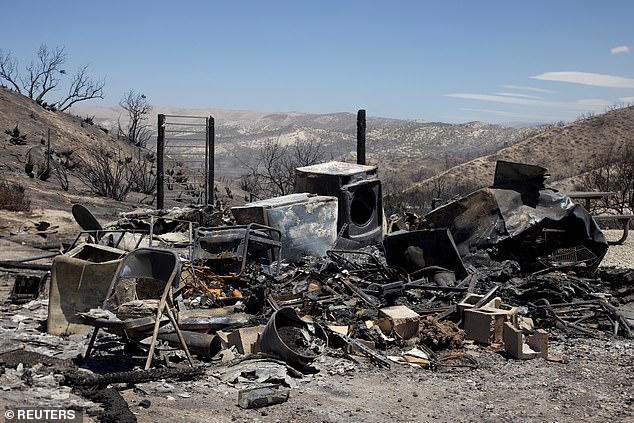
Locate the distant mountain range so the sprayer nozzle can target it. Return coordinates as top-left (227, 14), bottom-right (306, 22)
top-left (74, 105), bottom-right (543, 179)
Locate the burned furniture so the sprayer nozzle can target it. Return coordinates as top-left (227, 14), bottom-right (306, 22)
top-left (383, 229), bottom-right (469, 281)
top-left (192, 224), bottom-right (282, 278)
top-left (232, 193), bottom-right (338, 261)
top-left (566, 191), bottom-right (615, 212)
top-left (295, 161), bottom-right (383, 245)
top-left (70, 204), bottom-right (149, 251)
top-left (48, 243), bottom-right (126, 336)
top-left (72, 204), bottom-right (103, 237)
top-left (424, 160), bottom-right (609, 272)
top-left (82, 248), bottom-right (193, 369)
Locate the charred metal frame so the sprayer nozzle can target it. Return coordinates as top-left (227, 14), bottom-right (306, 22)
top-left (192, 223), bottom-right (282, 278)
top-left (67, 229), bottom-right (148, 252)
top-left (156, 114), bottom-right (215, 209)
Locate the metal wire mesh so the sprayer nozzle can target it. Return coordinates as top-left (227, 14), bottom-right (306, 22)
top-left (538, 245), bottom-right (597, 268)
top-left (162, 115), bottom-right (208, 205)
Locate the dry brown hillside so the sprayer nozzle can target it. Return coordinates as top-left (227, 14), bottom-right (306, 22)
top-left (0, 87), bottom-right (245, 238)
top-left (0, 86), bottom-right (134, 170)
top-left (405, 106), bottom-right (634, 201)
top-left (0, 87), bottom-right (144, 233)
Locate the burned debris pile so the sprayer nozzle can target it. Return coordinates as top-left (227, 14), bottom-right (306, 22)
top-left (1, 159), bottom-right (632, 418)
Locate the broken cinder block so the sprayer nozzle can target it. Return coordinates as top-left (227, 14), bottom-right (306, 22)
top-left (503, 322), bottom-right (548, 360)
top-left (378, 305), bottom-right (420, 340)
top-left (227, 325), bottom-right (264, 355)
top-left (463, 297), bottom-right (517, 345)
top-left (457, 293), bottom-right (484, 318)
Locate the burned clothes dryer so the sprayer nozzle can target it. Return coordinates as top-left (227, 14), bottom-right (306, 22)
top-left (294, 161), bottom-right (383, 245)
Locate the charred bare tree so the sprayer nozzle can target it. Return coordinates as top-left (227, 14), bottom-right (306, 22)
top-left (1, 45), bottom-right (66, 99)
top-left (56, 66), bottom-right (105, 111)
top-left (29, 45), bottom-right (66, 102)
top-left (0, 49), bottom-right (21, 93)
top-left (118, 90), bottom-right (152, 148)
top-left (582, 142), bottom-right (634, 214)
top-left (129, 151), bottom-right (157, 195)
top-left (0, 44), bottom-right (104, 110)
top-left (76, 146), bottom-right (136, 201)
top-left (240, 136), bottom-right (325, 198)
top-left (54, 160), bottom-right (70, 192)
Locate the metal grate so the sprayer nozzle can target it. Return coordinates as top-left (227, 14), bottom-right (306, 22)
top-left (157, 114), bottom-right (214, 209)
top-left (538, 245), bottom-right (597, 268)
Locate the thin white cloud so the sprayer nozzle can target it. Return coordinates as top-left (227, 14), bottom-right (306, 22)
top-left (447, 93), bottom-right (542, 105)
top-left (501, 85), bottom-right (553, 94)
top-left (531, 71), bottom-right (634, 88)
top-left (611, 45), bottom-right (630, 55)
top-left (494, 92), bottom-right (542, 99)
top-left (619, 96), bottom-right (634, 103)
top-left (446, 93), bottom-right (613, 111)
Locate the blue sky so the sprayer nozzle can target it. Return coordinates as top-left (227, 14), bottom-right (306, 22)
top-left (1, 0), bottom-right (633, 122)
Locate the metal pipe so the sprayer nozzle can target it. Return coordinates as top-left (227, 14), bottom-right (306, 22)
top-left (208, 116), bottom-right (215, 205)
top-left (156, 114), bottom-right (165, 209)
top-left (0, 262), bottom-right (51, 271)
top-left (163, 122), bottom-right (208, 127)
top-left (163, 114), bottom-right (209, 119)
top-left (162, 144), bottom-right (206, 148)
top-left (158, 331), bottom-right (216, 358)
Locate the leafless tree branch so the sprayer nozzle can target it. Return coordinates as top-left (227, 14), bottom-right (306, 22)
top-left (18, 45), bottom-right (67, 100)
top-left (0, 45), bottom-right (105, 109)
top-left (0, 49), bottom-right (21, 93)
top-left (56, 65), bottom-right (105, 111)
top-left (119, 89), bottom-right (152, 147)
top-left (238, 135), bottom-right (325, 198)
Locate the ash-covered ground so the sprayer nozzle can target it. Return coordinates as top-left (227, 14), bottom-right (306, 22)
top-left (0, 230), bottom-right (632, 422)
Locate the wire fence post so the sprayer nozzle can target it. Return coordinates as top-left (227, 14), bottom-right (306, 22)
top-left (156, 113), bottom-right (165, 209)
top-left (208, 116), bottom-right (215, 205)
top-left (357, 109), bottom-right (366, 165)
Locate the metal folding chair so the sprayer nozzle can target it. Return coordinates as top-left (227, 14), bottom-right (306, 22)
top-left (83, 248), bottom-right (193, 369)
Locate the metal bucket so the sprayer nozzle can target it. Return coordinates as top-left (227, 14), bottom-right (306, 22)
top-left (259, 307), bottom-right (328, 366)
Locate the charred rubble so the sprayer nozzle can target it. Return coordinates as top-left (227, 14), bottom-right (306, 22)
top-left (1, 159), bottom-right (632, 419)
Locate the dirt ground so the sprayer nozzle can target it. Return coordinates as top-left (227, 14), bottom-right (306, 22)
top-left (603, 229), bottom-right (634, 268)
top-left (0, 232), bottom-right (632, 422)
top-left (119, 336), bottom-right (634, 423)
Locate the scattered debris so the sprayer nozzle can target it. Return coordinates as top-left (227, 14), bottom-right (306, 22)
top-left (260, 308), bottom-right (328, 366)
top-left (237, 384), bottom-right (290, 409)
top-left (232, 193), bottom-right (338, 260)
top-left (9, 273), bottom-right (48, 304)
top-left (1, 159), bottom-right (632, 417)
